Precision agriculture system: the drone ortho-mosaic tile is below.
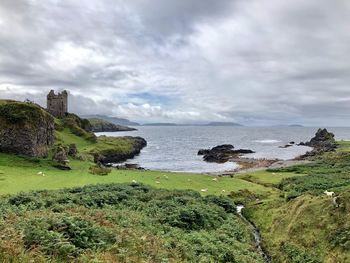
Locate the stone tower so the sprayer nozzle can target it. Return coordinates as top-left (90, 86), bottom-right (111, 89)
top-left (47, 90), bottom-right (68, 117)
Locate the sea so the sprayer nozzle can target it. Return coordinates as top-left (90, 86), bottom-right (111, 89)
top-left (97, 126), bottom-right (350, 173)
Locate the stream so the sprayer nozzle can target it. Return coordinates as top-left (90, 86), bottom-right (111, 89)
top-left (236, 205), bottom-right (271, 262)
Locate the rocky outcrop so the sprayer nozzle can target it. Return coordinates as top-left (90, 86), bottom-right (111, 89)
top-left (0, 101), bottom-right (55, 158)
top-left (299, 128), bottom-right (337, 159)
top-left (52, 144), bottom-right (71, 170)
top-left (198, 144), bottom-right (255, 163)
top-left (67, 144), bottom-right (78, 157)
top-left (89, 118), bottom-right (136, 132)
top-left (95, 137), bottom-right (147, 165)
top-left (305, 128), bottom-right (336, 150)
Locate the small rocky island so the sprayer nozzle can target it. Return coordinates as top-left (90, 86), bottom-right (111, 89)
top-left (298, 128), bottom-right (337, 159)
top-left (198, 144), bottom-right (255, 163)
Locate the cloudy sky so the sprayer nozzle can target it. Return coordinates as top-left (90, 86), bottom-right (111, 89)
top-left (0, 0), bottom-right (350, 125)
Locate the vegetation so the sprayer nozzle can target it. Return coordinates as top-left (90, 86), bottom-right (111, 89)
top-left (1, 100), bottom-right (350, 262)
top-left (0, 184), bottom-right (263, 262)
top-left (0, 100), bottom-right (53, 125)
top-left (61, 113), bottom-right (97, 142)
top-left (88, 118), bottom-right (135, 132)
top-left (233, 150), bottom-right (350, 262)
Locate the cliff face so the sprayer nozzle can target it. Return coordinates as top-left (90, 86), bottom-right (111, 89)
top-left (0, 101), bottom-right (55, 157)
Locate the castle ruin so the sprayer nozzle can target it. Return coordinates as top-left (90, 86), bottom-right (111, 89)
top-left (47, 90), bottom-right (68, 117)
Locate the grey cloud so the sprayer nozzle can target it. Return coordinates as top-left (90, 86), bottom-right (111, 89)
top-left (0, 0), bottom-right (350, 125)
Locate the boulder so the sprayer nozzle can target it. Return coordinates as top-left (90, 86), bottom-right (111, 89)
top-left (52, 145), bottom-right (71, 170)
top-left (0, 101), bottom-right (55, 158)
top-left (68, 144), bottom-right (78, 157)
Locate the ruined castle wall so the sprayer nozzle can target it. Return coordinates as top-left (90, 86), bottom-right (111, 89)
top-left (47, 90), bottom-right (68, 117)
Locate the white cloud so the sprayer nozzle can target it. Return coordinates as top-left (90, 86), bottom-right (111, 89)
top-left (0, 0), bottom-right (350, 125)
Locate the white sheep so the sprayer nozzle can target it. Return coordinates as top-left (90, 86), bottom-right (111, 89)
top-left (324, 190), bottom-right (335, 197)
top-left (201, 189), bottom-right (208, 192)
top-left (222, 190), bottom-right (226, 193)
top-left (37, 171), bottom-right (43, 176)
top-left (132, 180), bottom-right (137, 183)
top-left (212, 178), bottom-right (218, 182)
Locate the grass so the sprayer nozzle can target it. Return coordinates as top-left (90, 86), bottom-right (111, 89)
top-left (0, 123), bottom-right (281, 196)
top-left (239, 147), bottom-right (350, 262)
top-left (0, 152), bottom-right (274, 196)
top-left (237, 170), bottom-right (305, 186)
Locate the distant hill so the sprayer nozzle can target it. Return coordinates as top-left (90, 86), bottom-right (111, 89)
top-left (81, 115), bottom-right (140, 126)
top-left (205, 122), bottom-right (243, 126)
top-left (143, 123), bottom-right (177, 126)
top-left (88, 118), bottom-right (136, 132)
top-left (273, 124), bottom-right (305, 127)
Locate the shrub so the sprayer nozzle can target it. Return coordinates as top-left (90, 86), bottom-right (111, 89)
top-left (23, 215), bottom-right (116, 258)
top-left (280, 243), bottom-right (321, 263)
top-left (89, 165), bottom-right (112, 176)
top-left (204, 195), bottom-right (236, 213)
top-left (330, 227), bottom-right (350, 250)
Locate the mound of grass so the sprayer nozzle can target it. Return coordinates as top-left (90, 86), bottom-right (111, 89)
top-left (61, 113), bottom-right (96, 143)
top-left (244, 191), bottom-right (350, 262)
top-left (0, 100), bottom-right (52, 125)
top-left (0, 184), bottom-right (263, 262)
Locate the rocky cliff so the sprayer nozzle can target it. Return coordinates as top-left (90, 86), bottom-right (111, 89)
top-left (88, 118), bottom-right (136, 132)
top-left (0, 101), bottom-right (55, 157)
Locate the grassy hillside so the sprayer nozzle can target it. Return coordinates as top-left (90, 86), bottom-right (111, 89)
top-left (235, 149), bottom-right (350, 262)
top-left (0, 184), bottom-right (263, 263)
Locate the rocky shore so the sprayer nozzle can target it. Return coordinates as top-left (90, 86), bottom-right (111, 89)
top-left (200, 128), bottom-right (337, 174)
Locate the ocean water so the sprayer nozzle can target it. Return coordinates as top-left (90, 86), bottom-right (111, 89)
top-left (97, 127), bottom-right (350, 173)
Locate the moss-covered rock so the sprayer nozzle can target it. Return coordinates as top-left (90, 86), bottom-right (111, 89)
top-left (91, 136), bottom-right (147, 164)
top-left (0, 101), bottom-right (55, 157)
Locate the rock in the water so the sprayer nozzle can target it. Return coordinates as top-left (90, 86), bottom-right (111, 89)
top-left (200, 144), bottom-right (255, 163)
top-left (306, 128), bottom-right (335, 149)
top-left (0, 101), bottom-right (55, 158)
top-left (198, 149), bottom-right (210, 155)
top-left (299, 128), bottom-right (337, 159)
top-left (279, 144), bottom-right (293, 148)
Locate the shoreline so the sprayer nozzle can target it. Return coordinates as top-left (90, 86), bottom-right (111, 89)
top-left (205, 158), bottom-right (310, 176)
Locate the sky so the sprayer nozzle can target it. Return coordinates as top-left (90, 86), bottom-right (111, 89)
top-left (0, 0), bottom-right (350, 126)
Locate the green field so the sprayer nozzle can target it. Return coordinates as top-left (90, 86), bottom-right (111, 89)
top-left (0, 151), bottom-right (276, 196)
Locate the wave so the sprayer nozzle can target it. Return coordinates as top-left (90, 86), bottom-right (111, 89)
top-left (253, 139), bottom-right (282, 144)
